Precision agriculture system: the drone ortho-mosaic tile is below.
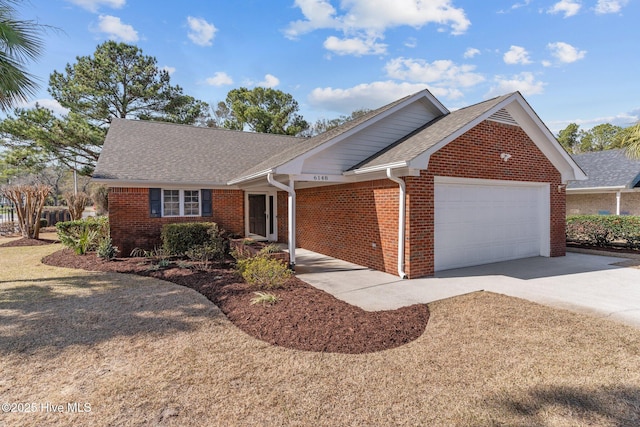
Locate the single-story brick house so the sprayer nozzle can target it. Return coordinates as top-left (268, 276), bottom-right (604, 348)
top-left (93, 89), bottom-right (586, 278)
top-left (567, 149), bottom-right (640, 216)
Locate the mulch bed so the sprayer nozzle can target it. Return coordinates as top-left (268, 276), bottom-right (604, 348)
top-left (41, 248), bottom-right (430, 354)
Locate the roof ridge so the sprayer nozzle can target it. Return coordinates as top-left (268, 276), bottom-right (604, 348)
top-left (111, 117), bottom-right (303, 140)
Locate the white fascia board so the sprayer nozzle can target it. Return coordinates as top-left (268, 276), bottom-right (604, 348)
top-left (274, 91), bottom-right (449, 175)
top-left (505, 96), bottom-right (587, 183)
top-left (566, 186), bottom-right (626, 193)
top-left (91, 178), bottom-right (233, 189)
top-left (346, 161), bottom-right (409, 175)
top-left (227, 169), bottom-right (273, 185)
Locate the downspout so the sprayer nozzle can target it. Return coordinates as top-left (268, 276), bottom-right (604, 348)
top-left (267, 173), bottom-right (296, 269)
top-left (616, 190), bottom-right (621, 216)
top-left (386, 168), bottom-right (408, 279)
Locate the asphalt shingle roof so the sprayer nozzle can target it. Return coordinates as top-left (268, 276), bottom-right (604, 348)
top-left (568, 149), bottom-right (640, 189)
top-left (95, 91), bottom-right (536, 187)
top-left (351, 93), bottom-right (513, 170)
top-left (93, 119), bottom-right (299, 185)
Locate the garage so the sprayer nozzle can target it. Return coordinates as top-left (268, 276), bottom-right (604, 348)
top-left (434, 177), bottom-right (550, 271)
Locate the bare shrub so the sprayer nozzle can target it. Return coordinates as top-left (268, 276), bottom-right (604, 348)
top-left (0, 184), bottom-right (51, 239)
top-left (64, 192), bottom-right (91, 220)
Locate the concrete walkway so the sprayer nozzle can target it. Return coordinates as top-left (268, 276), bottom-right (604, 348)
top-left (294, 249), bottom-right (640, 328)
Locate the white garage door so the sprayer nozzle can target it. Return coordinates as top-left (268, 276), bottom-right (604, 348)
top-left (434, 177), bottom-right (550, 271)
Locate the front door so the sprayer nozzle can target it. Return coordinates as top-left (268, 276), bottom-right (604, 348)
top-left (248, 194), bottom-right (267, 237)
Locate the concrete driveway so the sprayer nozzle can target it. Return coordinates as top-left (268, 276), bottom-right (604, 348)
top-left (294, 249), bottom-right (640, 328)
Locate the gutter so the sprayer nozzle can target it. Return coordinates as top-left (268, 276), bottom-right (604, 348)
top-left (344, 161), bottom-right (408, 176)
top-left (386, 168), bottom-right (408, 279)
top-left (267, 173), bottom-right (296, 269)
top-left (566, 185), bottom-right (626, 194)
top-left (227, 169), bottom-right (273, 186)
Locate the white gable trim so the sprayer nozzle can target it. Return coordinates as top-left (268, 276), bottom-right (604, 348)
top-left (271, 90), bottom-right (448, 176)
top-left (406, 93), bottom-right (587, 183)
top-left (505, 95), bottom-right (586, 183)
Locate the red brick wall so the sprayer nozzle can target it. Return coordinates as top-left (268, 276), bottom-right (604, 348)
top-left (404, 120), bottom-right (564, 277)
top-left (294, 180), bottom-right (400, 274)
top-left (109, 187), bottom-right (244, 256)
top-left (292, 120), bottom-right (564, 278)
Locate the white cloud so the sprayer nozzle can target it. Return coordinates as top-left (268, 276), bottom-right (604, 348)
top-left (323, 35), bottom-right (387, 56)
top-left (162, 66), bottom-right (176, 76)
top-left (286, 0), bottom-right (471, 38)
top-left (187, 16), bottom-right (217, 47)
top-left (384, 57), bottom-right (484, 94)
top-left (66, 0), bottom-right (125, 13)
top-left (486, 72), bottom-right (545, 98)
top-left (258, 74), bottom-right (280, 88)
top-left (308, 81), bottom-right (431, 113)
top-left (286, 0), bottom-right (470, 56)
top-left (463, 47), bottom-right (480, 58)
top-left (205, 72), bottom-right (233, 86)
top-left (595, 0), bottom-right (628, 14)
top-left (503, 45), bottom-right (532, 65)
top-left (547, 41), bottom-right (586, 63)
top-left (285, 0), bottom-right (339, 37)
top-left (511, 0), bottom-right (532, 9)
top-left (547, 0), bottom-right (582, 17)
top-left (21, 99), bottom-right (69, 116)
top-left (404, 37), bottom-right (418, 48)
top-left (498, 0), bottom-right (532, 13)
top-left (548, 110), bottom-right (639, 134)
top-left (96, 15), bottom-right (138, 42)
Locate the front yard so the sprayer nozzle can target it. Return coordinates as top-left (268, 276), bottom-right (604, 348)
top-left (1, 241), bottom-right (639, 426)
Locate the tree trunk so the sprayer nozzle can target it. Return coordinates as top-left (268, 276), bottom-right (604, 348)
top-left (0, 184), bottom-right (51, 239)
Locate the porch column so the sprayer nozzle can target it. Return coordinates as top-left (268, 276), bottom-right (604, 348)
top-left (267, 173), bottom-right (296, 269)
top-left (288, 177), bottom-right (296, 268)
top-left (616, 191), bottom-right (621, 215)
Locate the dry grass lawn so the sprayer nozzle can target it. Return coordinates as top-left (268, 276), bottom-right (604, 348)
top-left (1, 242), bottom-right (639, 426)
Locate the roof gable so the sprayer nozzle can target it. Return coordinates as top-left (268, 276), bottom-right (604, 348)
top-left (350, 94), bottom-right (513, 172)
top-left (228, 89), bottom-right (448, 183)
top-left (349, 92), bottom-right (586, 183)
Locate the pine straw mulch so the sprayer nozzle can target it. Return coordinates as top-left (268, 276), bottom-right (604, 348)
top-left (41, 247), bottom-right (429, 354)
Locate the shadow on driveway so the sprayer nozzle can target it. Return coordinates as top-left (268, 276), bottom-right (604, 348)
top-left (435, 252), bottom-right (628, 280)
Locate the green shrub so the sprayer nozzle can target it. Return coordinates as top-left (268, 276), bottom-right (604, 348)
top-left (239, 256), bottom-right (292, 289)
top-left (185, 242), bottom-right (225, 270)
top-left (97, 237), bottom-right (118, 260)
top-left (566, 215), bottom-right (640, 248)
top-left (161, 222), bottom-right (223, 256)
top-left (39, 218), bottom-right (48, 228)
top-left (258, 243), bottom-right (283, 255)
top-left (56, 217), bottom-right (109, 255)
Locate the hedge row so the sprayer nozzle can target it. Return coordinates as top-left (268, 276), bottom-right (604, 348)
top-left (160, 222), bottom-right (223, 256)
top-left (566, 215), bottom-right (640, 248)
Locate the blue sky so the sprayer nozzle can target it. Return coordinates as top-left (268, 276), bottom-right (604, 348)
top-left (18, 0), bottom-right (640, 133)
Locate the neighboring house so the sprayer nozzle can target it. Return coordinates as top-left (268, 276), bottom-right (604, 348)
top-left (93, 90), bottom-right (585, 278)
top-left (567, 149), bottom-right (640, 216)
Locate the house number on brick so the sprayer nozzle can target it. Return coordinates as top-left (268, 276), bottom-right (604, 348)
top-left (314, 175), bottom-right (329, 181)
